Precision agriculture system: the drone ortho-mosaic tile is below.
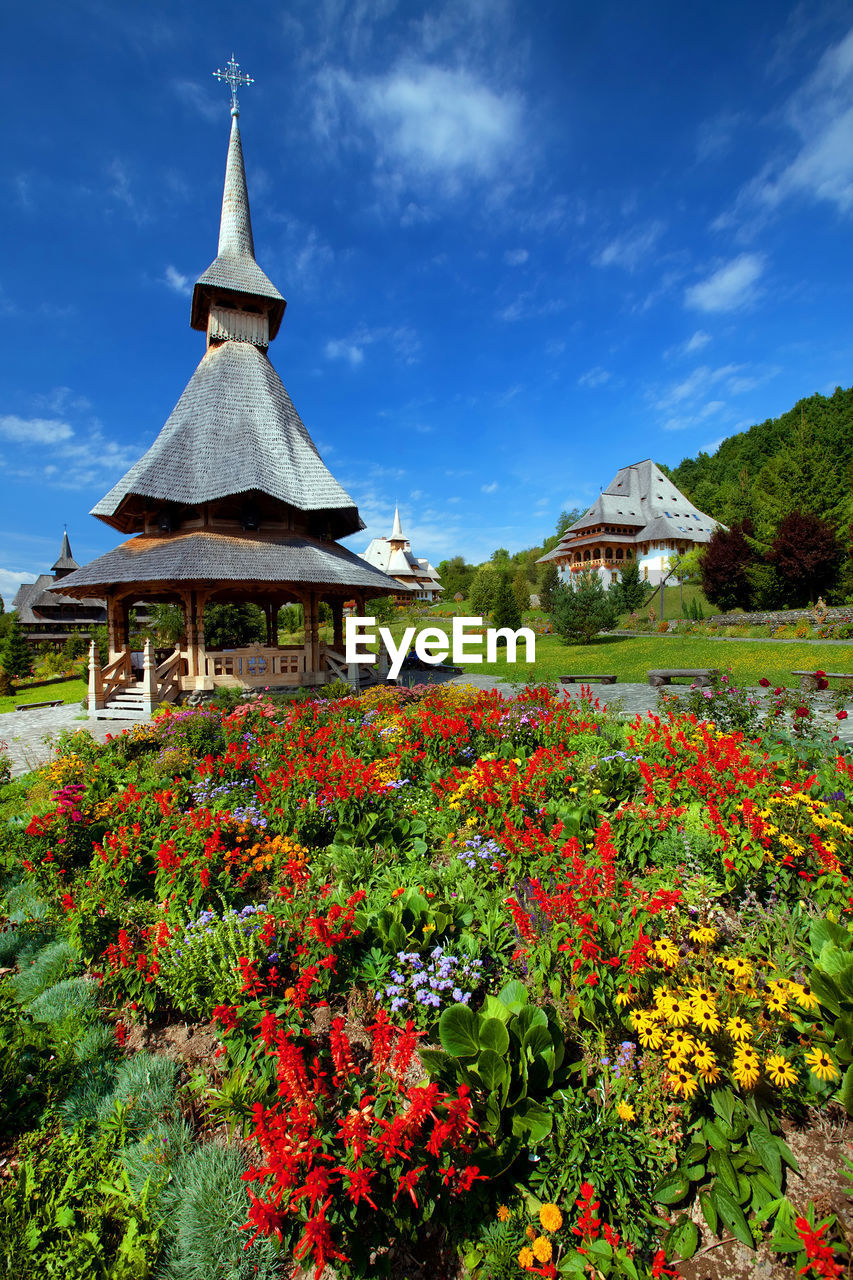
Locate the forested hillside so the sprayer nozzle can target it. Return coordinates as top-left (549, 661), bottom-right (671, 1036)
top-left (661, 385), bottom-right (853, 539)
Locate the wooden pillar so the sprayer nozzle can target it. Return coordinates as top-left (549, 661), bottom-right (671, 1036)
top-left (88, 639), bottom-right (104, 711)
top-left (141, 638), bottom-right (157, 714)
top-left (331, 598), bottom-right (344, 652)
top-left (106, 595), bottom-right (125, 662)
top-left (181, 591), bottom-right (196, 679)
top-left (196, 593), bottom-right (207, 674)
top-left (306, 591), bottom-right (320, 676)
top-left (264, 603), bottom-right (276, 647)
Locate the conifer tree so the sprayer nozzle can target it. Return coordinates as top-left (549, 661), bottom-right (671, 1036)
top-left (491, 572), bottom-right (522, 637)
top-left (551, 571), bottom-right (618, 644)
top-left (618, 559), bottom-right (648, 611)
top-left (538, 563), bottom-right (560, 613)
top-left (512, 569), bottom-right (531, 616)
top-left (2, 616), bottom-right (33, 680)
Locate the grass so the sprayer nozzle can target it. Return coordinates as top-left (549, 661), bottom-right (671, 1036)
top-left (0, 678), bottom-right (87, 716)
top-left (380, 620), bottom-right (853, 686)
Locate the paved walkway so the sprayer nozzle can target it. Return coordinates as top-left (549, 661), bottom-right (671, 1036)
top-left (2, 678), bottom-right (851, 779)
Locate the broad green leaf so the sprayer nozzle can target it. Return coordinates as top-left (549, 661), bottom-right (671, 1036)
top-left (477, 1048), bottom-right (508, 1091)
top-left (703, 1118), bottom-right (731, 1151)
top-left (809, 917), bottom-right (849, 958)
top-left (511, 1099), bottom-right (552, 1143)
top-left (700, 1189), bottom-right (718, 1235)
top-left (482, 994), bottom-right (513, 1024)
top-left (711, 1184), bottom-right (754, 1249)
top-left (710, 1087), bottom-right (735, 1126)
top-left (523, 1023), bottom-right (553, 1058)
top-left (417, 1048), bottom-right (451, 1076)
top-left (438, 1004), bottom-right (479, 1058)
top-left (478, 1016), bottom-right (510, 1055)
top-left (748, 1123), bottom-right (782, 1188)
top-left (668, 1218), bottom-right (698, 1260)
top-left (837, 1062), bottom-right (853, 1117)
top-left (654, 1171), bottom-right (690, 1205)
top-left (497, 979), bottom-right (528, 1012)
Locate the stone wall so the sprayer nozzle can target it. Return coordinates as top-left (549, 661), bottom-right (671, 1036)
top-left (705, 607), bottom-right (853, 627)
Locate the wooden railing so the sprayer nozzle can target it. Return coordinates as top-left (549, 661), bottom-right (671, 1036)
top-left (203, 645), bottom-right (306, 686)
top-left (101, 650), bottom-right (132, 701)
top-left (154, 649), bottom-right (184, 704)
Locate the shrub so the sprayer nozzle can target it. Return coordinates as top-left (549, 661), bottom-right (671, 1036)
top-left (550, 571), bottom-right (618, 644)
top-left (0, 666), bottom-right (13, 696)
top-left (28, 976), bottom-right (98, 1028)
top-left (11, 940), bottom-right (80, 1006)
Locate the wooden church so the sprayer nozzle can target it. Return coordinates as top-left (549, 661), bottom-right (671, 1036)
top-left (52, 63), bottom-right (399, 713)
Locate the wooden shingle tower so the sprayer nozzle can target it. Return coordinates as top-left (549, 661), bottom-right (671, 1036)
top-left (54, 59), bottom-right (398, 711)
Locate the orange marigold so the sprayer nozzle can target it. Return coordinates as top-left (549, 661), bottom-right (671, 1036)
top-left (539, 1203), bottom-right (563, 1232)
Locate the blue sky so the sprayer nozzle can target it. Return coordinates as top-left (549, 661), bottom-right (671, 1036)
top-left (3, 0), bottom-right (853, 606)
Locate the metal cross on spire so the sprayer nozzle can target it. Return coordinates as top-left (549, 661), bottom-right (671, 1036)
top-left (213, 54), bottom-right (254, 116)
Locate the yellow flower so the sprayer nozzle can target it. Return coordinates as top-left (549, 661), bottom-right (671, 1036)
top-left (669, 1069), bottom-right (699, 1099)
top-left (666, 998), bottom-right (693, 1028)
top-left (668, 1029), bottom-right (697, 1056)
top-left (497, 1204), bottom-right (511, 1222)
top-left (533, 1237), bottom-right (553, 1263)
top-left (693, 1005), bottom-right (721, 1034)
top-left (692, 1041), bottom-right (716, 1072)
top-left (789, 982), bottom-right (820, 1012)
top-left (614, 987), bottom-right (636, 1007)
top-left (654, 938), bottom-right (680, 969)
top-left (525, 1225), bottom-right (536, 1241)
top-left (766, 1054), bottom-right (797, 1088)
top-left (617, 1100), bottom-right (636, 1122)
top-left (637, 1024), bottom-right (665, 1051)
top-left (732, 1047), bottom-right (760, 1088)
top-left (689, 926), bottom-right (717, 945)
top-left (518, 1246), bottom-right (534, 1269)
top-left (725, 1015), bottom-right (752, 1043)
top-left (664, 1045), bottom-right (688, 1071)
top-left (539, 1204), bottom-right (563, 1232)
top-left (805, 1047), bottom-right (840, 1083)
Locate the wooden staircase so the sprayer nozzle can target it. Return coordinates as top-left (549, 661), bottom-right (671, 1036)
top-left (92, 682), bottom-right (150, 721)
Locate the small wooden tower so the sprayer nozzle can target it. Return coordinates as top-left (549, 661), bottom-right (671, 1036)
top-left (53, 60), bottom-right (398, 711)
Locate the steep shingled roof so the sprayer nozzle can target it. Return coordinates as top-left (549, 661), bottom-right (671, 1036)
top-left (55, 530), bottom-right (398, 595)
top-left (90, 341), bottom-right (363, 537)
top-left (190, 114), bottom-right (285, 337)
top-left (51, 531), bottom-right (78, 573)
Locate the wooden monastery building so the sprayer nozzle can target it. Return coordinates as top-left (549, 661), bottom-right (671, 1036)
top-left (359, 507), bottom-right (443, 604)
top-left (538, 459), bottom-right (718, 587)
top-left (51, 70), bottom-right (399, 713)
top-left (13, 532), bottom-right (106, 650)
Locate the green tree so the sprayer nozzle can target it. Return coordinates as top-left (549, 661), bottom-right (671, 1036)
top-left (538, 563), bottom-right (560, 613)
top-left (469, 567), bottom-right (497, 616)
top-left (491, 572), bottom-right (522, 635)
top-left (618, 559), bottom-right (649, 611)
top-left (436, 556), bottom-right (475, 598)
top-left (551, 571), bottom-right (618, 645)
top-left (512, 569), bottom-right (531, 616)
top-left (2, 616), bottom-right (33, 679)
top-left (204, 603), bottom-right (266, 649)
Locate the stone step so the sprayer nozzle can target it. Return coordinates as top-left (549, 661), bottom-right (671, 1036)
top-left (92, 708), bottom-right (150, 720)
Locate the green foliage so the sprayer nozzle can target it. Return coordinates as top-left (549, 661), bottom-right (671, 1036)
top-left (491, 572), bottom-right (523, 634)
top-left (29, 977), bottom-right (99, 1028)
top-left (421, 981), bottom-right (567, 1171)
top-left (551, 571), bottom-right (618, 644)
top-left (437, 555), bottom-right (476, 598)
top-left (60, 634), bottom-right (87, 663)
top-left (204, 602), bottom-right (266, 649)
top-left (617, 559), bottom-right (649, 612)
top-left (469, 566), bottom-right (498, 615)
top-left (538, 562), bottom-right (560, 613)
top-left (2, 615), bottom-right (33, 679)
top-left (156, 1140), bottom-right (281, 1280)
top-left (11, 939), bottom-right (80, 1006)
top-left (512, 569), bottom-right (532, 615)
top-left (0, 665), bottom-right (13, 697)
top-left (0, 1121), bottom-right (161, 1279)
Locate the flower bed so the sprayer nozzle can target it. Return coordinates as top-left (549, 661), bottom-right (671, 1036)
top-left (1, 681), bottom-right (852, 1278)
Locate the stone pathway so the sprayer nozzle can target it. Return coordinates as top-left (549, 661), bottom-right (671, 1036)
top-left (2, 678), bottom-right (851, 780)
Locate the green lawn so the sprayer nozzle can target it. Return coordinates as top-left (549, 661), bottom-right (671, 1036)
top-left (378, 621), bottom-right (852, 687)
top-left (0, 679), bottom-right (88, 717)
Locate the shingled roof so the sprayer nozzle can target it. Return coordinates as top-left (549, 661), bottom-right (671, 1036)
top-left (55, 529), bottom-right (398, 596)
top-left (51, 530), bottom-right (78, 574)
top-left (190, 113), bottom-right (285, 337)
top-left (91, 341), bottom-right (363, 537)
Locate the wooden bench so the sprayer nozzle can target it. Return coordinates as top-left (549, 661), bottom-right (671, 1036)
top-left (559, 675), bottom-right (618, 685)
top-left (14, 700), bottom-right (64, 712)
top-left (648, 668), bottom-right (718, 688)
top-left (792, 670), bottom-right (853, 692)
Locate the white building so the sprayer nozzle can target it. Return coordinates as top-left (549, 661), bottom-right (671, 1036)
top-left (538, 459), bottom-right (719, 588)
top-left (360, 508), bottom-right (444, 603)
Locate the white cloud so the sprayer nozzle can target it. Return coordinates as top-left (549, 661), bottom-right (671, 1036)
top-left (0, 566), bottom-right (35, 609)
top-left (701, 437), bottom-right (726, 455)
top-left (685, 330), bottom-right (711, 354)
top-left (497, 292), bottom-right (565, 322)
top-left (503, 248), bottom-right (528, 265)
top-left (695, 111), bottom-right (743, 162)
top-left (578, 366), bottom-right (611, 389)
top-left (481, 481), bottom-right (499, 494)
top-left (316, 62), bottom-right (524, 193)
top-left (684, 254), bottom-right (765, 312)
top-left (594, 220), bottom-right (665, 271)
top-left (0, 415), bottom-right (74, 445)
top-left (172, 78), bottom-right (220, 122)
top-left (163, 266), bottom-right (193, 295)
top-left (324, 325), bottom-right (420, 367)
